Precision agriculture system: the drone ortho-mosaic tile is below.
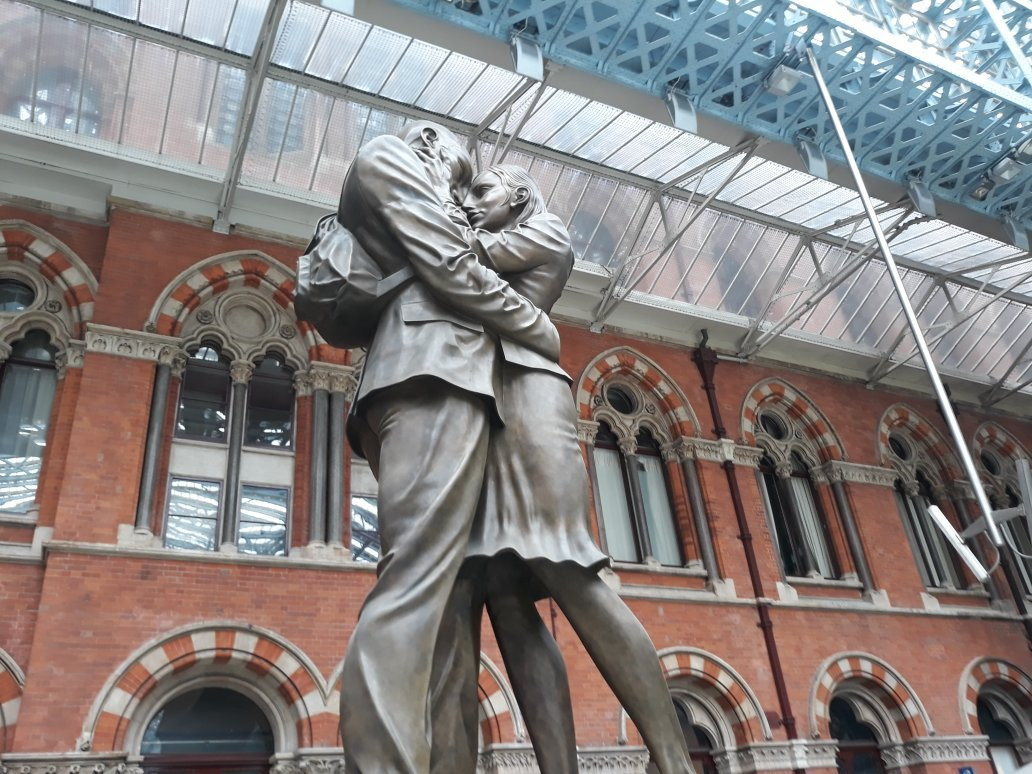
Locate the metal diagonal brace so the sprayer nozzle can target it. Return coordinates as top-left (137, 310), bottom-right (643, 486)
top-left (806, 46), bottom-right (1003, 549)
top-left (214, 0), bottom-right (290, 233)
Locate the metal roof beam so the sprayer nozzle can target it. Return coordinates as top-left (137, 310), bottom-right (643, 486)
top-left (980, 335), bottom-right (1032, 407)
top-left (979, 0), bottom-right (1032, 89)
top-left (213, 0), bottom-right (289, 232)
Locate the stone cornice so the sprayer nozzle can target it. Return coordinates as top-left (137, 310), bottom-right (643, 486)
top-left (881, 735), bottom-right (989, 769)
top-left (817, 460), bottom-right (899, 487)
top-left (84, 324), bottom-right (182, 364)
top-left (0, 754), bottom-right (141, 774)
top-left (716, 740), bottom-right (838, 773)
top-left (676, 437), bottom-right (764, 467)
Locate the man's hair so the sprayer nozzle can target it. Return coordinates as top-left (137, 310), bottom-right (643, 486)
top-left (398, 121), bottom-right (473, 186)
top-left (484, 164), bottom-right (545, 226)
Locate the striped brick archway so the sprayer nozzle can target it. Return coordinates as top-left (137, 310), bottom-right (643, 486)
top-left (146, 252), bottom-right (319, 358)
top-left (85, 623), bottom-right (326, 753)
top-left (0, 220), bottom-right (98, 338)
top-left (477, 654), bottom-right (524, 746)
top-left (973, 422), bottom-right (1029, 462)
top-left (877, 404), bottom-right (962, 481)
top-left (741, 378), bottom-right (844, 460)
top-left (810, 653), bottom-right (932, 740)
top-left (650, 647), bottom-right (768, 746)
top-left (959, 658), bottom-right (1032, 735)
top-left (576, 347), bottom-right (700, 438)
top-left (0, 648), bottom-right (24, 753)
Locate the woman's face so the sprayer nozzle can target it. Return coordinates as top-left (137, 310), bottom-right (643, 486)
top-left (462, 171), bottom-right (515, 232)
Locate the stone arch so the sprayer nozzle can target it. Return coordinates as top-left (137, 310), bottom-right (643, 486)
top-left (877, 404), bottom-right (962, 483)
top-left (741, 378), bottom-right (845, 461)
top-left (84, 622), bottom-right (327, 754)
top-left (626, 647), bottom-right (769, 746)
top-left (959, 658), bottom-right (1032, 736)
top-left (477, 654), bottom-right (524, 746)
top-left (0, 220), bottom-right (98, 339)
top-left (146, 251), bottom-right (318, 360)
top-left (810, 652), bottom-right (932, 740)
top-left (0, 648), bottom-right (25, 753)
top-left (973, 423), bottom-right (1029, 463)
top-left (576, 347), bottom-right (700, 438)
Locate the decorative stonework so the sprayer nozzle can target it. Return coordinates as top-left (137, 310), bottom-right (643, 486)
top-left (880, 736), bottom-right (989, 769)
top-left (716, 740), bottom-right (838, 772)
top-left (818, 460), bottom-right (899, 488)
top-left (577, 419), bottom-right (600, 444)
top-left (55, 340), bottom-right (85, 376)
top-left (959, 658), bottom-right (1032, 734)
top-left (475, 746), bottom-right (650, 773)
top-left (877, 404), bottom-right (962, 483)
top-left (740, 378), bottom-right (844, 461)
top-left (0, 755), bottom-right (141, 774)
top-left (306, 364), bottom-right (357, 398)
top-left (229, 359), bottom-right (256, 384)
top-left (674, 437), bottom-right (763, 467)
top-left (84, 325), bottom-right (182, 364)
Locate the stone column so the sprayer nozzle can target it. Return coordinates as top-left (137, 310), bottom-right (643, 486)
top-left (220, 359), bottom-right (254, 550)
top-left (135, 349), bottom-right (186, 532)
top-left (307, 367), bottom-right (331, 547)
top-left (822, 462), bottom-right (875, 592)
top-left (619, 437), bottom-right (653, 561)
top-left (326, 369), bottom-right (357, 547)
top-left (675, 438), bottom-right (721, 580)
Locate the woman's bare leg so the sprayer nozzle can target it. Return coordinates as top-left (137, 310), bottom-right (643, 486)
top-left (533, 562), bottom-right (693, 774)
top-left (486, 556), bottom-right (578, 774)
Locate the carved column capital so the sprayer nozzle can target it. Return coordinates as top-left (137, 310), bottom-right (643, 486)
top-left (576, 419), bottom-right (599, 445)
top-left (660, 444), bottom-right (679, 463)
top-left (55, 340), bottom-right (85, 378)
top-left (293, 371), bottom-right (315, 397)
top-left (618, 438), bottom-right (638, 457)
top-left (306, 362), bottom-right (357, 396)
top-left (0, 340), bottom-right (11, 365)
top-left (900, 479), bottom-right (920, 497)
top-left (774, 461), bottom-right (793, 479)
top-left (229, 359), bottom-right (254, 384)
top-left (159, 346), bottom-right (189, 376)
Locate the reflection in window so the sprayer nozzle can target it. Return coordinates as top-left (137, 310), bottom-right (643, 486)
top-left (592, 422), bottom-right (638, 563)
top-left (0, 330), bottom-right (57, 512)
top-left (9, 67), bottom-right (101, 137)
top-left (165, 478), bottom-right (221, 552)
top-left (238, 484), bottom-right (288, 556)
top-left (351, 495), bottom-right (379, 563)
top-left (141, 686), bottom-right (274, 766)
top-left (245, 355), bottom-right (293, 448)
top-left (634, 429), bottom-right (682, 566)
top-left (176, 345), bottom-right (231, 442)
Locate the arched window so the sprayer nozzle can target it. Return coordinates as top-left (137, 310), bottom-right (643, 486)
top-left (141, 686), bottom-right (274, 773)
top-left (755, 408), bottom-right (839, 580)
top-left (830, 696), bottom-right (885, 774)
top-left (0, 330), bottom-right (57, 513)
top-left (977, 444), bottom-right (1032, 596)
top-left (165, 344), bottom-right (294, 557)
top-left (589, 381), bottom-right (684, 567)
top-left (976, 692), bottom-right (1031, 774)
top-left (673, 700), bottom-right (718, 774)
top-left (888, 432), bottom-right (964, 589)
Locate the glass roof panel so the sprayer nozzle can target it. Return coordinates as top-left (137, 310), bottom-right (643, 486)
top-left (378, 40), bottom-right (450, 105)
top-left (414, 52), bottom-right (485, 115)
top-left (304, 12), bottom-right (368, 82)
top-left (451, 67), bottom-right (524, 125)
top-left (578, 112), bottom-right (653, 164)
top-left (273, 1), bottom-right (328, 71)
top-left (343, 26), bottom-right (411, 94)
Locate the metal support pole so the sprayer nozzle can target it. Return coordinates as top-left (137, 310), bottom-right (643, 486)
top-left (806, 47), bottom-right (1003, 547)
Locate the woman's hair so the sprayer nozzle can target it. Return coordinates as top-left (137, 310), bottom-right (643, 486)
top-left (483, 164), bottom-right (546, 225)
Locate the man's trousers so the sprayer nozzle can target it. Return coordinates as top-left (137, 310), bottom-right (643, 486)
top-left (340, 378), bottom-right (489, 773)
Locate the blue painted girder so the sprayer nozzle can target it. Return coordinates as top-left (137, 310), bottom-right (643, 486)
top-left (388, 0), bottom-right (1032, 229)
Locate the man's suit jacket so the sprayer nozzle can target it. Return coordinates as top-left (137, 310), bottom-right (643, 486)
top-left (337, 134), bottom-right (560, 452)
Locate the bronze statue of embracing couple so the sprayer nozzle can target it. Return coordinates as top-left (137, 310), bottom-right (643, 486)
top-left (295, 121), bottom-right (694, 774)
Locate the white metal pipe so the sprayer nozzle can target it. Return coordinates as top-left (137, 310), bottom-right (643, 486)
top-left (806, 46), bottom-right (1003, 547)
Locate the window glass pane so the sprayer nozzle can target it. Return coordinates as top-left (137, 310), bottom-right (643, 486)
top-left (238, 484), bottom-right (288, 556)
top-left (0, 359), bottom-right (56, 512)
top-left (165, 478), bottom-right (220, 551)
top-left (762, 466), bottom-right (803, 577)
top-left (788, 476), bottom-right (835, 577)
top-left (245, 357), bottom-right (293, 449)
top-left (636, 455), bottom-right (681, 565)
top-left (593, 446), bottom-right (638, 562)
top-left (351, 495), bottom-right (379, 563)
top-left (141, 686), bottom-right (274, 756)
top-left (0, 280), bottom-right (35, 312)
top-left (176, 352), bottom-right (230, 442)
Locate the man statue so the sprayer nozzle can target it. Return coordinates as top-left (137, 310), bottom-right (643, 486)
top-left (327, 121), bottom-right (560, 773)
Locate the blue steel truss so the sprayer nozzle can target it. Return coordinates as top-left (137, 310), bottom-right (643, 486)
top-left (389, 0), bottom-right (1032, 230)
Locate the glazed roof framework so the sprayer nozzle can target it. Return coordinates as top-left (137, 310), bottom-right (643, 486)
top-left (4, 0), bottom-right (1032, 404)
